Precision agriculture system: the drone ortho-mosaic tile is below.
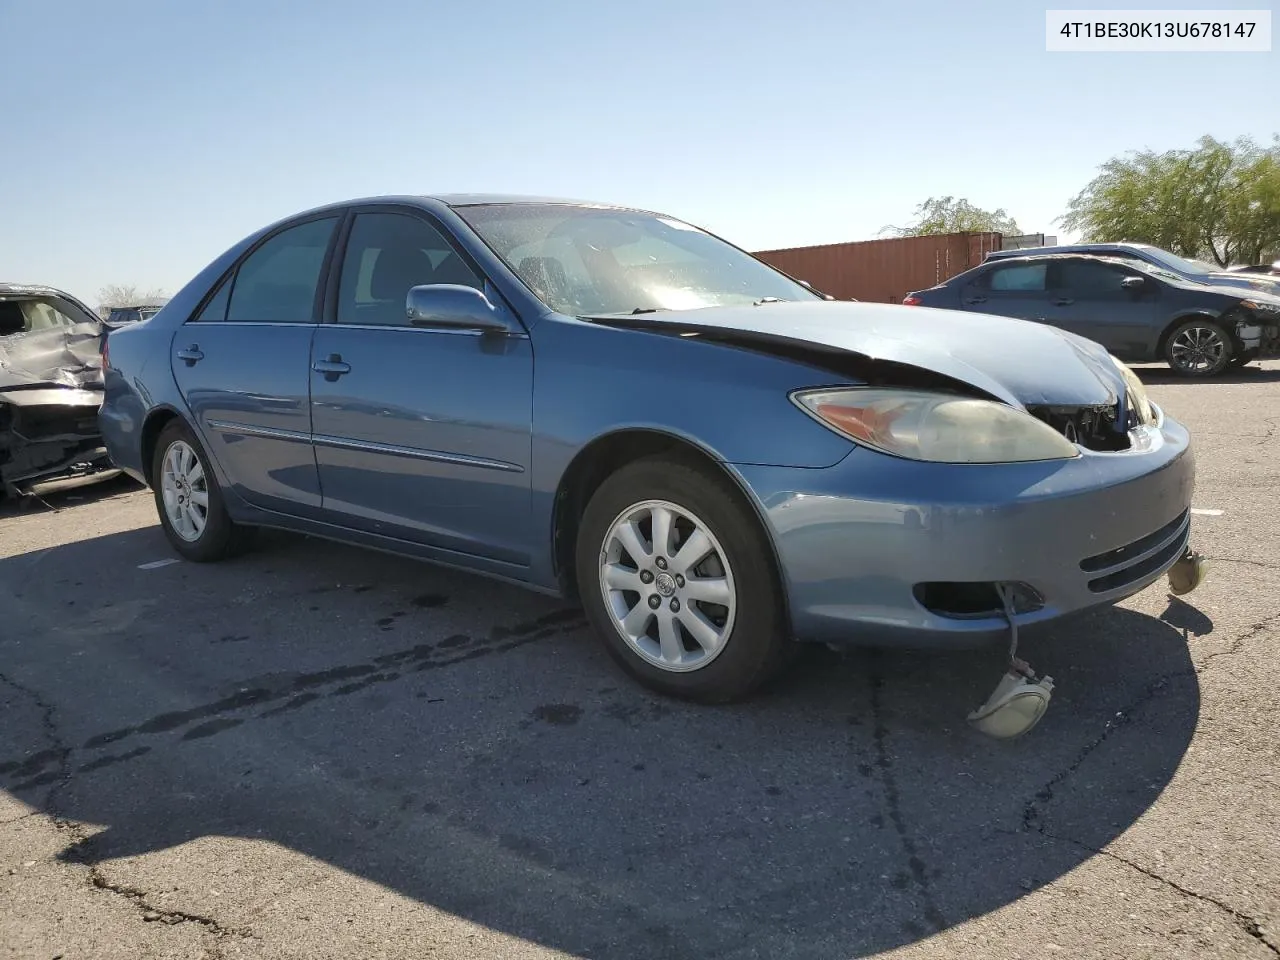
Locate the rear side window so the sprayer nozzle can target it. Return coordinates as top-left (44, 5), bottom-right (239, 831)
top-left (223, 217), bottom-right (337, 323)
top-left (988, 263), bottom-right (1048, 292)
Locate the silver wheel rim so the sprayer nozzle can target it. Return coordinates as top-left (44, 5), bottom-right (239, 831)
top-left (1170, 326), bottom-right (1226, 373)
top-left (598, 499), bottom-right (737, 673)
top-left (160, 440), bottom-right (209, 542)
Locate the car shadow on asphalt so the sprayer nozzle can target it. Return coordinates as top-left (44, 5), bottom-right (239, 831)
top-left (0, 472), bottom-right (144, 518)
top-left (1134, 364), bottom-right (1280, 386)
top-left (0, 525), bottom-right (1205, 959)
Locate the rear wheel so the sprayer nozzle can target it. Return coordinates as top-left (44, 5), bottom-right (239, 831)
top-left (151, 420), bottom-right (252, 562)
top-left (1164, 319), bottom-right (1232, 377)
top-left (575, 456), bottom-right (789, 703)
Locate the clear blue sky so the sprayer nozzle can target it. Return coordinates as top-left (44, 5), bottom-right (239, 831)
top-left (1, 0), bottom-right (1275, 302)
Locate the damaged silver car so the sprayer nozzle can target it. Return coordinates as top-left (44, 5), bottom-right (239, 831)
top-left (0, 283), bottom-right (119, 498)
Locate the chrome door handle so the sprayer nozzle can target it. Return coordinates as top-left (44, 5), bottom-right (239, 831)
top-left (964, 296), bottom-right (987, 304)
top-left (1054, 298), bottom-right (1075, 306)
top-left (312, 354), bottom-right (352, 381)
top-left (176, 345), bottom-right (204, 366)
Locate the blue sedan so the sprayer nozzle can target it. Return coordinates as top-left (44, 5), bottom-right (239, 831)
top-left (99, 195), bottom-right (1196, 703)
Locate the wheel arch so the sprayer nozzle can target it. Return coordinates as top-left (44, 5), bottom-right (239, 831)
top-left (139, 406), bottom-right (187, 486)
top-left (550, 428), bottom-right (792, 629)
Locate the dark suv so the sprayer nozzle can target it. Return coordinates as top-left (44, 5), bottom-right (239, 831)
top-left (104, 300), bottom-right (168, 328)
top-left (904, 254), bottom-right (1280, 377)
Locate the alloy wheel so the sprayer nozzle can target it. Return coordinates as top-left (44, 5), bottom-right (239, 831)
top-left (597, 499), bottom-right (737, 673)
top-left (1169, 325), bottom-right (1226, 374)
top-left (160, 440), bottom-right (209, 542)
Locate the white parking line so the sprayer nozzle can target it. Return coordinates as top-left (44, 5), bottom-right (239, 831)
top-left (1191, 508), bottom-right (1224, 517)
top-left (137, 558), bottom-right (181, 570)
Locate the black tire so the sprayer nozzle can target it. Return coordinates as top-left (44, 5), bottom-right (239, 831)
top-left (1229, 348), bottom-right (1259, 369)
top-left (151, 419), bottom-right (253, 562)
top-left (574, 455), bottom-right (789, 703)
top-left (1163, 318), bottom-right (1233, 378)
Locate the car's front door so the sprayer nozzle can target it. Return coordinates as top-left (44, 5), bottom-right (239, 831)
top-left (958, 261), bottom-right (1053, 322)
top-left (1046, 258), bottom-right (1160, 357)
top-left (171, 215), bottom-right (339, 514)
top-left (309, 209), bottom-right (534, 567)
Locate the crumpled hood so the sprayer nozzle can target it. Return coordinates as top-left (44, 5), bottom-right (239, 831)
top-left (593, 301), bottom-right (1126, 408)
top-left (0, 323), bottom-right (105, 393)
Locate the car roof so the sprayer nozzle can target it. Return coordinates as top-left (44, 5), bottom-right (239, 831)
top-left (987, 242), bottom-right (1152, 259)
top-left (979, 252), bottom-right (1141, 267)
top-left (276, 194), bottom-right (664, 226)
top-left (0, 282), bottom-right (81, 297)
top-left (424, 193), bottom-right (645, 209)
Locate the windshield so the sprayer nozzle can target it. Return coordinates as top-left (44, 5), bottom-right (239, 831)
top-left (1138, 246), bottom-right (1215, 277)
top-left (456, 203), bottom-right (819, 316)
top-left (1128, 261), bottom-right (1194, 285)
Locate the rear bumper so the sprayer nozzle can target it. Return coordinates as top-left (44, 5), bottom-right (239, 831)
top-left (734, 411), bottom-right (1195, 649)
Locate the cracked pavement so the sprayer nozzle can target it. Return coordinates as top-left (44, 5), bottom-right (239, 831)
top-left (2, 361), bottom-right (1278, 959)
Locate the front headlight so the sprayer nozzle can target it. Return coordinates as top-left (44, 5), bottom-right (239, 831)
top-left (1110, 355), bottom-right (1154, 425)
top-left (791, 388), bottom-right (1080, 463)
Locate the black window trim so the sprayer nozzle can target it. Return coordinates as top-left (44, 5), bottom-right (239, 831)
top-left (184, 210), bottom-right (346, 326)
top-left (321, 202), bottom-right (523, 333)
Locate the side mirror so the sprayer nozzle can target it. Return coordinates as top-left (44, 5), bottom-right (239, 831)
top-left (405, 284), bottom-right (512, 334)
top-left (1120, 276), bottom-right (1146, 291)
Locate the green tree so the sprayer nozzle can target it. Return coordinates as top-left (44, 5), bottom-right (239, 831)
top-left (882, 196), bottom-right (1021, 238)
top-left (1063, 135), bottom-right (1280, 266)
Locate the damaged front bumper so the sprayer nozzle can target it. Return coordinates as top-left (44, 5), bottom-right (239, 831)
top-left (1236, 304), bottom-right (1280, 357)
top-left (732, 406), bottom-right (1196, 649)
top-left (0, 387), bottom-right (117, 497)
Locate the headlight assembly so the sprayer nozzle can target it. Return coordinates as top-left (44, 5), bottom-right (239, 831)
top-left (791, 388), bottom-right (1080, 464)
top-left (1110, 355), bottom-right (1155, 425)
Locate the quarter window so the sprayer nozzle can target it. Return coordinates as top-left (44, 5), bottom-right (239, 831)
top-left (988, 263), bottom-right (1048, 292)
top-left (223, 217), bottom-right (337, 324)
top-left (192, 277), bottom-right (232, 323)
top-left (337, 213), bottom-right (482, 327)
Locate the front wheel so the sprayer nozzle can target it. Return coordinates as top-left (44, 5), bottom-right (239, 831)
top-left (151, 420), bottom-right (253, 562)
top-left (1164, 319), bottom-right (1233, 377)
top-left (574, 456), bottom-right (790, 703)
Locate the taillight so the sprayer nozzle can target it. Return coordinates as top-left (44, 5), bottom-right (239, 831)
top-left (101, 337), bottom-right (110, 368)
top-left (902, 295), bottom-right (922, 306)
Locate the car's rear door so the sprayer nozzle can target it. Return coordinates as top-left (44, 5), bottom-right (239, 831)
top-left (957, 261), bottom-right (1053, 322)
top-left (171, 214), bottom-right (339, 514)
top-left (308, 207), bottom-right (534, 568)
top-left (1045, 258), bottom-right (1159, 356)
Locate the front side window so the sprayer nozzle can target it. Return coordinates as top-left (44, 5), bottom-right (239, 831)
top-left (987, 263), bottom-right (1048, 292)
top-left (223, 217), bottom-right (337, 323)
top-left (337, 213), bottom-right (482, 327)
top-left (1055, 259), bottom-right (1127, 295)
top-left (456, 203), bottom-right (818, 316)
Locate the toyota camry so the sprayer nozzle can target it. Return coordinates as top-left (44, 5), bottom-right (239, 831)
top-left (99, 196), bottom-right (1197, 703)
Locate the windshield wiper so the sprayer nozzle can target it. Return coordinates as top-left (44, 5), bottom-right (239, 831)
top-left (753, 297), bottom-right (787, 306)
top-left (630, 307), bottom-right (661, 314)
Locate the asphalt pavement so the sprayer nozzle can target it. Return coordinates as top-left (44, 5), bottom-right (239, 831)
top-left (2, 362), bottom-right (1278, 960)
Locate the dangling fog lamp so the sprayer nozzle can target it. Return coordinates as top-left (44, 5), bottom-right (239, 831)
top-left (968, 584), bottom-right (1055, 740)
